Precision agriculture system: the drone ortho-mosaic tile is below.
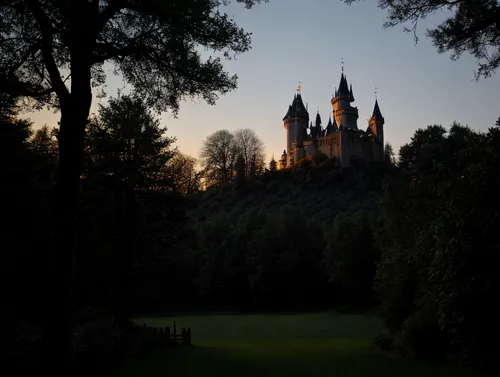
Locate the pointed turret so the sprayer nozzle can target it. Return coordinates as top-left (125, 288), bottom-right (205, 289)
top-left (371, 99), bottom-right (384, 122)
top-left (337, 73), bottom-right (349, 96)
top-left (315, 111), bottom-right (322, 129)
top-left (367, 99), bottom-right (385, 145)
top-left (310, 120), bottom-right (316, 139)
top-left (283, 89), bottom-right (310, 164)
top-left (331, 69), bottom-right (359, 130)
top-left (283, 93), bottom-right (309, 121)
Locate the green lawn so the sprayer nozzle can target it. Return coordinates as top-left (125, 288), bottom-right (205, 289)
top-left (106, 312), bottom-right (478, 377)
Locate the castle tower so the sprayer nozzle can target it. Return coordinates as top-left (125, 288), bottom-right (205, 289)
top-left (331, 71), bottom-right (359, 130)
top-left (368, 99), bottom-right (385, 146)
top-left (311, 110), bottom-right (322, 139)
top-left (283, 86), bottom-right (309, 166)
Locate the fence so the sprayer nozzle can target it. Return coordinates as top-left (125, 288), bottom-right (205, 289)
top-left (142, 321), bottom-right (191, 346)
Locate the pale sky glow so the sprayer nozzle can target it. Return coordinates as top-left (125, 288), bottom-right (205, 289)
top-left (26, 0), bottom-right (500, 163)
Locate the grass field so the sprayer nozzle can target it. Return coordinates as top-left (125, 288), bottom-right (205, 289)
top-left (106, 312), bottom-right (478, 377)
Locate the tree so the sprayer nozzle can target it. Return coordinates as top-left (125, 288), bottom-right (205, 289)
top-left (234, 153), bottom-right (246, 187)
top-left (30, 125), bottom-right (59, 187)
top-left (375, 120), bottom-right (500, 371)
top-left (166, 153), bottom-right (202, 195)
top-left (83, 94), bottom-right (177, 325)
top-left (384, 142), bottom-right (396, 165)
top-left (398, 125), bottom-right (447, 165)
top-left (269, 155), bottom-right (277, 171)
top-left (85, 94), bottom-right (176, 192)
top-left (0, 0), bottom-right (266, 366)
top-left (31, 125), bottom-right (58, 157)
top-left (344, 0), bottom-right (500, 79)
top-left (233, 128), bottom-right (266, 176)
top-left (200, 129), bottom-right (238, 187)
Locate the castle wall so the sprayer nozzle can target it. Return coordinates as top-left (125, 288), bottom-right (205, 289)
top-left (304, 140), bottom-right (316, 157)
top-left (340, 130), bottom-right (366, 168)
top-left (317, 133), bottom-right (341, 160)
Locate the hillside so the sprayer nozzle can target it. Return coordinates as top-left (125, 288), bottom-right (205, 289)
top-left (187, 159), bottom-right (386, 223)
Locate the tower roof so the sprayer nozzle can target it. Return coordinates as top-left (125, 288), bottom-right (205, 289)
top-left (349, 84), bottom-right (355, 102)
top-left (315, 112), bottom-right (322, 128)
top-left (336, 73), bottom-right (350, 96)
top-left (325, 116), bottom-right (339, 135)
top-left (371, 99), bottom-right (384, 122)
top-left (283, 93), bottom-right (310, 121)
top-left (324, 116), bottom-right (332, 136)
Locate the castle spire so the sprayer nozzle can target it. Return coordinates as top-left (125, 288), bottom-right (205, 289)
top-left (283, 89), bottom-right (309, 121)
top-left (337, 72), bottom-right (349, 96)
top-left (371, 99), bottom-right (384, 121)
top-left (315, 110), bottom-right (322, 129)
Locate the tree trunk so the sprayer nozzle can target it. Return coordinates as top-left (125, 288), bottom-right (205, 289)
top-left (43, 61), bottom-right (92, 373)
top-left (43, 110), bottom-right (87, 372)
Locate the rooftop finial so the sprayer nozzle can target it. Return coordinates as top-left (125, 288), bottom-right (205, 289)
top-left (317, 105), bottom-right (319, 114)
top-left (375, 86), bottom-right (378, 100)
top-left (297, 81), bottom-right (301, 94)
top-left (341, 57), bottom-right (344, 73)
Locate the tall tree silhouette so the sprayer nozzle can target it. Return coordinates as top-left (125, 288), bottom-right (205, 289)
top-left (201, 129), bottom-right (238, 187)
top-left (233, 128), bottom-right (266, 176)
top-left (0, 0), bottom-right (266, 370)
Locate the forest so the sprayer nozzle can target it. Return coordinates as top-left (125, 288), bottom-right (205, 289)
top-left (3, 88), bottom-right (500, 374)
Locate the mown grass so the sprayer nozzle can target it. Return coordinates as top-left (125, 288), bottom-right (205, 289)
top-left (106, 312), bottom-right (479, 377)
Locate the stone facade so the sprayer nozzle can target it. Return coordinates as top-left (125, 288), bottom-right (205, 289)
top-left (280, 71), bottom-right (385, 169)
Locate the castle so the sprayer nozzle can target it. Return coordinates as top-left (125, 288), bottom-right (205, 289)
top-left (279, 70), bottom-right (385, 169)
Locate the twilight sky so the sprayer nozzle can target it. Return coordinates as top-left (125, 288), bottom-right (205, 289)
top-left (26, 0), bottom-right (500, 162)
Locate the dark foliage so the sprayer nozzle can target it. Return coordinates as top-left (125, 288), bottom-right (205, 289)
top-left (375, 121), bottom-right (500, 372)
top-left (1, 2), bottom-right (267, 369)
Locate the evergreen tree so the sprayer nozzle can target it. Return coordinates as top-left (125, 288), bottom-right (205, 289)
top-left (269, 156), bottom-right (277, 171)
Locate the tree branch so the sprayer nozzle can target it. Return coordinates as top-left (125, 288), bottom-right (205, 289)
top-left (99, 0), bottom-right (124, 30)
top-left (26, 0), bottom-right (70, 106)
